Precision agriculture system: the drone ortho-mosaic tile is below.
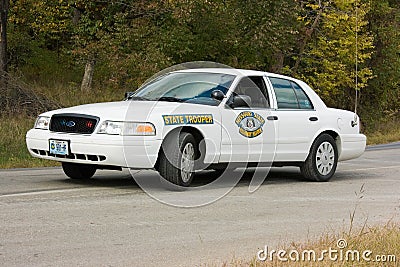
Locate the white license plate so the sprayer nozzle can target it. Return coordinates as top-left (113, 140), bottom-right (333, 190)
top-left (49, 140), bottom-right (69, 156)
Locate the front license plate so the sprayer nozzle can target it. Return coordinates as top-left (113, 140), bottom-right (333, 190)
top-left (49, 140), bottom-right (69, 156)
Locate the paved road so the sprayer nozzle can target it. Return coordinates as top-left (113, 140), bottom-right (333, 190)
top-left (1, 145), bottom-right (400, 266)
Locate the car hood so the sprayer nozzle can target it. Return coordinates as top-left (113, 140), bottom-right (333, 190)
top-left (41, 101), bottom-right (215, 121)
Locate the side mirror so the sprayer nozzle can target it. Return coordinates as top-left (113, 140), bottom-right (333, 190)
top-left (124, 92), bottom-right (135, 100)
top-left (211, 90), bottom-right (225, 101)
top-left (230, 95), bottom-right (251, 108)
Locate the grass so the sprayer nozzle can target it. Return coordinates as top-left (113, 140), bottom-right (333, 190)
top-left (30, 82), bottom-right (125, 108)
top-left (364, 118), bottom-right (400, 145)
top-left (223, 223), bottom-right (399, 266)
top-left (0, 115), bottom-right (59, 168)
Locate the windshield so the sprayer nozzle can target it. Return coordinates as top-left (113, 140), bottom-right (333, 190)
top-left (132, 72), bottom-right (236, 106)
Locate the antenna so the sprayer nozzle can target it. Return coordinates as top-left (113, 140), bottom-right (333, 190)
top-left (352, 0), bottom-right (359, 127)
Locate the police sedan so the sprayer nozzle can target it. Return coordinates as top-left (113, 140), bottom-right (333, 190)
top-left (26, 68), bottom-right (366, 186)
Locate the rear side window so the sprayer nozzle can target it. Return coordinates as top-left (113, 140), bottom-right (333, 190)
top-left (291, 82), bottom-right (313, 109)
top-left (269, 77), bottom-right (313, 110)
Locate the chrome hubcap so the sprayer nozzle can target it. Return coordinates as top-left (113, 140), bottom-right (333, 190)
top-left (181, 143), bottom-right (195, 183)
top-left (316, 142), bottom-right (335, 176)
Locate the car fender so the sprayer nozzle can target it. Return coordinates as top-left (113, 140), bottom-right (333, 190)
top-left (155, 111), bottom-right (223, 165)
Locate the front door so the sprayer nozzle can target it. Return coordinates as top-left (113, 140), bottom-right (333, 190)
top-left (220, 76), bottom-right (278, 163)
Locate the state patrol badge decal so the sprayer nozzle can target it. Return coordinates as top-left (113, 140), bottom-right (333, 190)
top-left (235, 111), bottom-right (265, 138)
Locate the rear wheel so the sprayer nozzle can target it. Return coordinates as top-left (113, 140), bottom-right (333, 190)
top-left (301, 134), bottom-right (338, 182)
top-left (62, 162), bottom-right (96, 180)
top-left (158, 132), bottom-right (197, 186)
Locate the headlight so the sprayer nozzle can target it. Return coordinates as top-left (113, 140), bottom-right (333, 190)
top-left (34, 116), bottom-right (50, 130)
top-left (98, 121), bottom-right (156, 136)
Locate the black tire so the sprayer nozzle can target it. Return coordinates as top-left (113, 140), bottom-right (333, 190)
top-left (301, 134), bottom-right (338, 182)
top-left (62, 162), bottom-right (96, 180)
top-left (158, 132), bottom-right (197, 187)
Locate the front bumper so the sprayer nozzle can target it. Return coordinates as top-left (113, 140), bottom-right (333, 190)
top-left (26, 129), bottom-right (162, 168)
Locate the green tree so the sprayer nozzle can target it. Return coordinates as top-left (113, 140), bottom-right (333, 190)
top-left (7, 0), bottom-right (75, 85)
top-left (363, 0), bottom-right (400, 122)
top-left (158, 0), bottom-right (299, 71)
top-left (291, 0), bottom-right (374, 111)
top-left (9, 0), bottom-right (71, 52)
top-left (232, 0), bottom-right (299, 71)
top-left (70, 0), bottom-right (171, 90)
top-left (157, 0), bottom-right (235, 64)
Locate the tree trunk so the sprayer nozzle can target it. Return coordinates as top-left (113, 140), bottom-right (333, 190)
top-left (0, 0), bottom-right (8, 73)
top-left (81, 59), bottom-right (95, 92)
top-left (270, 51), bottom-right (284, 73)
top-left (72, 7), bottom-right (82, 25)
top-left (0, 0), bottom-right (9, 110)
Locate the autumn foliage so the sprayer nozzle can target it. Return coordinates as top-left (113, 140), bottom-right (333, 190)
top-left (2, 0), bottom-right (400, 126)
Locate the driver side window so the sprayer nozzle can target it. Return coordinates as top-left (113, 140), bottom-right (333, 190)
top-left (229, 76), bottom-right (270, 109)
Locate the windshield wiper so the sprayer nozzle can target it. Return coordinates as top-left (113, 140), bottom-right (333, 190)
top-left (127, 96), bottom-right (150, 101)
top-left (157, 96), bottom-right (186, 103)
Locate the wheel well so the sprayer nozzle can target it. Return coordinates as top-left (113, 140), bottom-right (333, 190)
top-left (154, 126), bottom-right (206, 169)
top-left (321, 130), bottom-right (338, 140)
top-left (181, 126), bottom-right (205, 149)
top-left (318, 130), bottom-right (341, 157)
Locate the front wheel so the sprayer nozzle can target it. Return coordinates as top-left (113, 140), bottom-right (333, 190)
top-left (62, 162), bottom-right (96, 180)
top-left (301, 134), bottom-right (338, 182)
top-left (158, 132), bottom-right (197, 187)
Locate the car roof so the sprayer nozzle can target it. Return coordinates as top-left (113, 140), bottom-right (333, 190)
top-left (174, 68), bottom-right (301, 82)
top-left (175, 68), bottom-right (263, 76)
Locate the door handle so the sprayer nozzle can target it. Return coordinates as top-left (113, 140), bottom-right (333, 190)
top-left (267, 116), bottom-right (278, 121)
top-left (309, 117), bottom-right (318, 122)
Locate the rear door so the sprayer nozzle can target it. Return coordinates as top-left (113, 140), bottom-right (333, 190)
top-left (266, 77), bottom-right (320, 162)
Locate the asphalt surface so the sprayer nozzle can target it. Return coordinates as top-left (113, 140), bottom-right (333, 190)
top-left (1, 144), bottom-right (400, 266)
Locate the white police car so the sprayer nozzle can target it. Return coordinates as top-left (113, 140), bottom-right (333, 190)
top-left (26, 68), bottom-right (366, 186)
